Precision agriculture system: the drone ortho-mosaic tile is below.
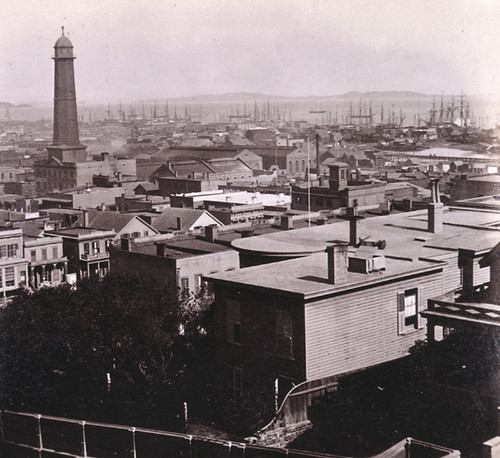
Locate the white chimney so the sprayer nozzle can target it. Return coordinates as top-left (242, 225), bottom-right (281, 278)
top-left (428, 178), bottom-right (443, 233)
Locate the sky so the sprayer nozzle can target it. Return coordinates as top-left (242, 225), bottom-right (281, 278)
top-left (1, 0), bottom-right (500, 104)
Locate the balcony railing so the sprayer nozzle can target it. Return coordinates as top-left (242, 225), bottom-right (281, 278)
top-left (424, 284), bottom-right (500, 328)
top-left (80, 252), bottom-right (109, 261)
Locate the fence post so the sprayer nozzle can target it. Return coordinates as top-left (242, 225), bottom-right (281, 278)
top-left (405, 438), bottom-right (411, 458)
top-left (131, 427), bottom-right (136, 458)
top-left (37, 414), bottom-right (43, 458)
top-left (81, 421), bottom-right (87, 457)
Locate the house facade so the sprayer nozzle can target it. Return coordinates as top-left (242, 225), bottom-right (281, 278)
top-left (24, 235), bottom-right (67, 289)
top-left (110, 237), bottom-right (240, 295)
top-left (0, 229), bottom-right (28, 306)
top-left (209, 248), bottom-right (444, 405)
top-left (49, 227), bottom-right (115, 281)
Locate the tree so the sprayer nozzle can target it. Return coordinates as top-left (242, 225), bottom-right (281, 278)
top-left (0, 273), bottom-right (213, 430)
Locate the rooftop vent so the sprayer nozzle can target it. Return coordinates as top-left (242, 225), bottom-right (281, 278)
top-left (348, 246), bottom-right (386, 274)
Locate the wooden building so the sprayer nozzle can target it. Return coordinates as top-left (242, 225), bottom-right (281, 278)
top-left (206, 200), bottom-right (500, 411)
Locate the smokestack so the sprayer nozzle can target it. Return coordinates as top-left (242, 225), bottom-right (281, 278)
top-left (281, 215), bottom-right (293, 230)
top-left (205, 225), bottom-right (218, 243)
top-left (326, 243), bottom-right (348, 284)
top-left (316, 133), bottom-right (320, 174)
top-left (428, 178), bottom-right (443, 233)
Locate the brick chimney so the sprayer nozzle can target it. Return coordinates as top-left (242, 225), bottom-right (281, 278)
top-left (156, 243), bottom-right (166, 257)
top-left (349, 215), bottom-right (366, 246)
top-left (281, 215), bottom-right (293, 230)
top-left (205, 224), bottom-right (218, 243)
top-left (428, 178), bottom-right (443, 233)
top-left (458, 248), bottom-right (476, 299)
top-left (326, 242), bottom-right (348, 284)
top-left (82, 210), bottom-right (89, 227)
top-left (120, 236), bottom-right (131, 251)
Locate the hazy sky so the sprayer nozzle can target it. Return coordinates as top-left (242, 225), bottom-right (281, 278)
top-left (1, 0), bottom-right (499, 104)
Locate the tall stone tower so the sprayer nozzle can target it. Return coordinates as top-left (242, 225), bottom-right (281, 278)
top-left (47, 27), bottom-right (87, 162)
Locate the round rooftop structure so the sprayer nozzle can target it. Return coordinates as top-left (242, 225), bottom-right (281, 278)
top-left (54, 28), bottom-right (72, 48)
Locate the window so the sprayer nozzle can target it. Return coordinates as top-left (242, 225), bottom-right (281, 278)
top-left (20, 271), bottom-right (26, 285)
top-left (230, 366), bottom-right (243, 405)
top-left (225, 299), bottom-right (241, 344)
top-left (131, 232), bottom-right (141, 239)
top-left (41, 248), bottom-right (47, 261)
top-left (194, 274), bottom-right (202, 289)
top-left (274, 309), bottom-right (293, 358)
top-left (30, 250), bottom-right (36, 261)
top-left (181, 277), bottom-right (189, 290)
top-left (5, 267), bottom-right (15, 287)
top-left (52, 247), bottom-right (58, 259)
top-left (397, 288), bottom-right (422, 334)
top-left (7, 244), bottom-right (17, 258)
top-left (92, 242), bottom-right (99, 254)
top-left (83, 243), bottom-right (90, 255)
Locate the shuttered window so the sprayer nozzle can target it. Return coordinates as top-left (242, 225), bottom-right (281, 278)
top-left (225, 300), bottom-right (241, 344)
top-left (5, 267), bottom-right (15, 287)
top-left (397, 288), bottom-right (423, 334)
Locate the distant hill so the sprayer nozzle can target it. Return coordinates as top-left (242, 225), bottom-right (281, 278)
top-left (334, 91), bottom-right (430, 99)
top-left (135, 91), bottom-right (436, 105)
top-left (0, 102), bottom-right (33, 108)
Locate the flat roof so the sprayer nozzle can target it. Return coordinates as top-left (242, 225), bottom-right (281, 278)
top-left (50, 227), bottom-right (115, 237)
top-left (207, 251), bottom-right (443, 299)
top-left (230, 207), bottom-right (500, 260)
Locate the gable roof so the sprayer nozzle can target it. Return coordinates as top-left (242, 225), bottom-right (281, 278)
top-left (87, 211), bottom-right (157, 234)
top-left (235, 149), bottom-right (261, 160)
top-left (134, 182), bottom-right (158, 193)
top-left (206, 158), bottom-right (253, 173)
top-left (152, 208), bottom-right (222, 233)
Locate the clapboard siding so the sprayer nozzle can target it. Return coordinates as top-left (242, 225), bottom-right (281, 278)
top-left (304, 271), bottom-right (443, 380)
top-left (437, 253), bottom-right (462, 293)
top-left (430, 252), bottom-right (491, 294)
top-left (474, 260), bottom-right (490, 285)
